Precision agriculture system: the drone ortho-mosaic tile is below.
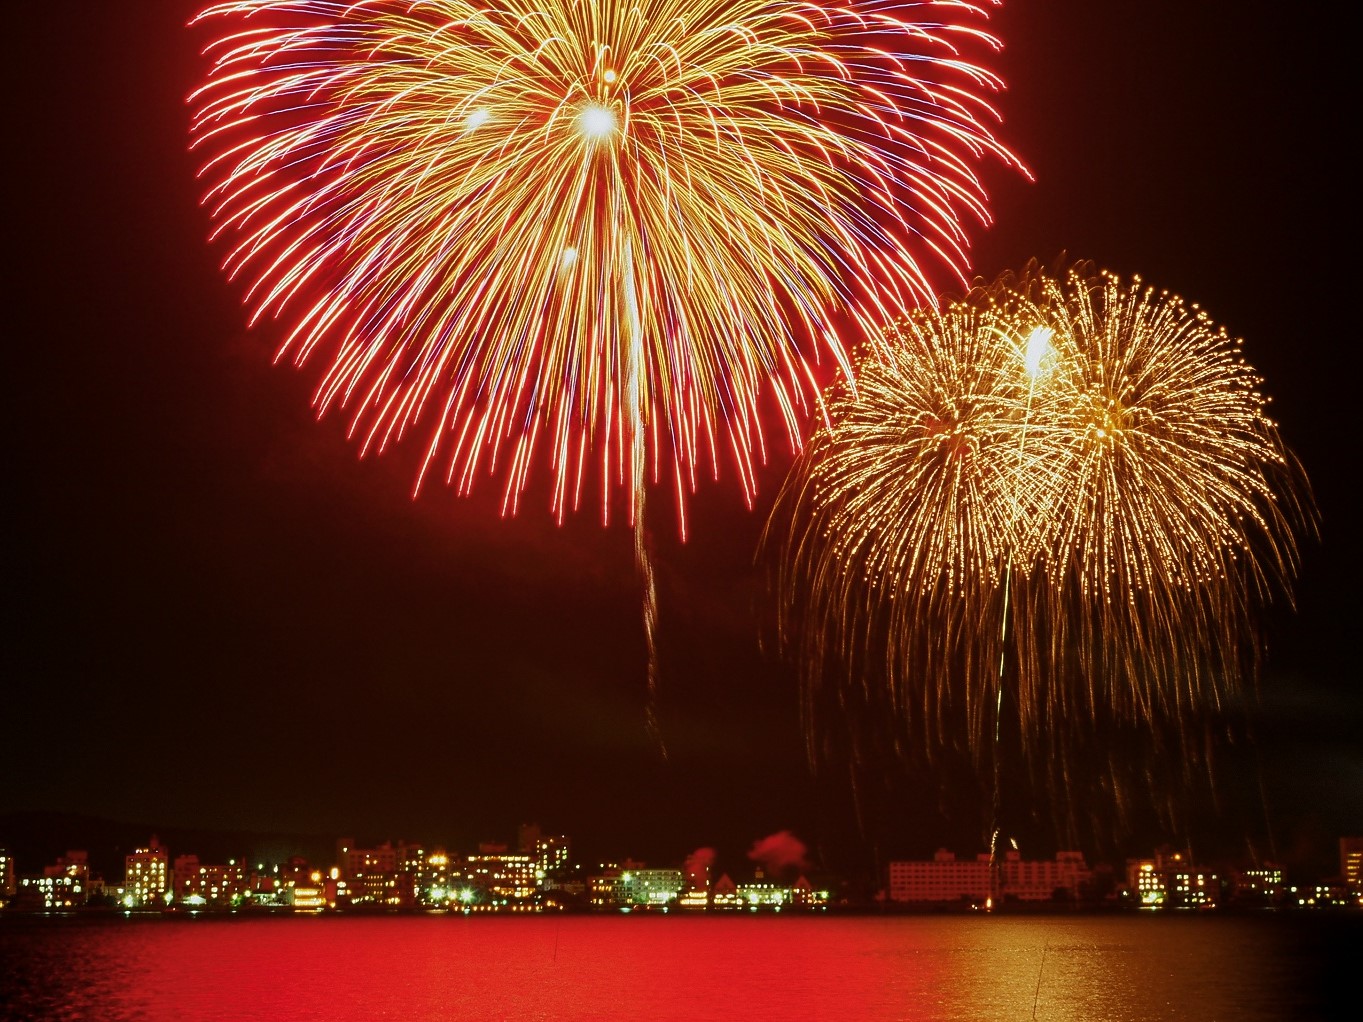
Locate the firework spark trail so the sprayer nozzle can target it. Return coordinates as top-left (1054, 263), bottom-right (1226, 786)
top-left (623, 236), bottom-right (665, 756)
top-left (768, 261), bottom-right (1315, 825)
top-left (987, 323), bottom-right (1051, 896)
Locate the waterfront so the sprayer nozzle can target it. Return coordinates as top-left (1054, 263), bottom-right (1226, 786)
top-left (1, 913), bottom-right (1354, 1021)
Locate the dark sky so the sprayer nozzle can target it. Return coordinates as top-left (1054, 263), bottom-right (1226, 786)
top-left (8, 2), bottom-right (1358, 882)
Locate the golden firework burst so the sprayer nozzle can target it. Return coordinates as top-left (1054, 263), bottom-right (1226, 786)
top-left (189, 0), bottom-right (1024, 533)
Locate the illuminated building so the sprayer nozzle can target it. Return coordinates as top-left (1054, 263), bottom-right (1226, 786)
top-left (173, 856), bottom-right (247, 906)
top-left (21, 851), bottom-right (93, 909)
top-left (337, 838), bottom-right (397, 880)
top-left (588, 860), bottom-right (646, 909)
top-left (889, 849), bottom-right (1090, 904)
top-left (728, 869), bottom-right (829, 911)
top-left (1167, 868), bottom-right (1219, 908)
top-left (679, 854), bottom-right (711, 910)
top-left (337, 839), bottom-right (402, 906)
top-left (0, 849), bottom-right (15, 905)
top-left (790, 876), bottom-right (830, 909)
top-left (736, 878), bottom-right (789, 908)
top-left (1294, 881), bottom-right (1354, 908)
top-left (498, 826), bottom-right (569, 898)
top-left (409, 850), bottom-right (465, 908)
top-left (534, 836), bottom-right (571, 880)
top-left (514, 825), bottom-right (571, 894)
top-left (290, 871), bottom-right (328, 912)
top-left (1130, 861), bottom-right (1166, 907)
top-left (735, 864), bottom-right (784, 909)
top-left (393, 842), bottom-right (434, 908)
top-left (275, 856), bottom-right (342, 909)
top-left (1341, 838), bottom-right (1362, 902)
top-left (19, 875), bottom-right (85, 910)
top-left (466, 850), bottom-right (538, 902)
top-left (589, 866), bottom-right (624, 909)
top-left (1231, 866), bottom-right (1284, 907)
top-left (711, 873), bottom-right (742, 910)
top-left (246, 865), bottom-right (285, 906)
top-left (351, 871), bottom-right (399, 906)
top-left (124, 837), bottom-right (170, 907)
top-left (1125, 851), bottom-right (1218, 909)
top-left (618, 869), bottom-right (683, 908)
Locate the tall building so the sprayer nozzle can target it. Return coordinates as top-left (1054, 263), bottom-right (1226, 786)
top-left (516, 825), bottom-right (571, 886)
top-left (1341, 837), bottom-right (1362, 899)
top-left (124, 837), bottom-right (170, 907)
top-left (0, 849), bottom-right (15, 903)
top-left (534, 836), bottom-right (571, 877)
top-left (888, 849), bottom-right (1090, 904)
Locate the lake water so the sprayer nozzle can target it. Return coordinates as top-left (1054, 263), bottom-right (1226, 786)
top-left (1, 912), bottom-right (1355, 1021)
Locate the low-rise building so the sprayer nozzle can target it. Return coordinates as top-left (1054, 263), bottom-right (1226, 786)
top-left (1230, 866), bottom-right (1285, 907)
top-left (18, 874), bottom-right (86, 910)
top-left (619, 868), bottom-right (683, 908)
top-left (1126, 851), bottom-right (1219, 909)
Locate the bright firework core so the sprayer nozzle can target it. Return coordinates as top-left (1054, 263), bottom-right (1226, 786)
top-left (1023, 326), bottom-right (1053, 378)
top-left (577, 104), bottom-right (616, 139)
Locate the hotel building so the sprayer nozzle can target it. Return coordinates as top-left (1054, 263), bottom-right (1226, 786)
top-left (888, 849), bottom-right (1090, 904)
top-left (124, 837), bottom-right (170, 907)
top-left (466, 847), bottom-right (538, 902)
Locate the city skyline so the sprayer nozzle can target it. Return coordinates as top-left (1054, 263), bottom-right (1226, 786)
top-left (6, 821), bottom-right (1359, 915)
top-left (8, 0), bottom-right (1359, 887)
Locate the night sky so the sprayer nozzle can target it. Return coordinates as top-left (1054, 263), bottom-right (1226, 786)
top-left (8, 1), bottom-right (1359, 882)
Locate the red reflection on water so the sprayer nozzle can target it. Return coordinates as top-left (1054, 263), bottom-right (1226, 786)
top-left (0, 913), bottom-right (1347, 1022)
